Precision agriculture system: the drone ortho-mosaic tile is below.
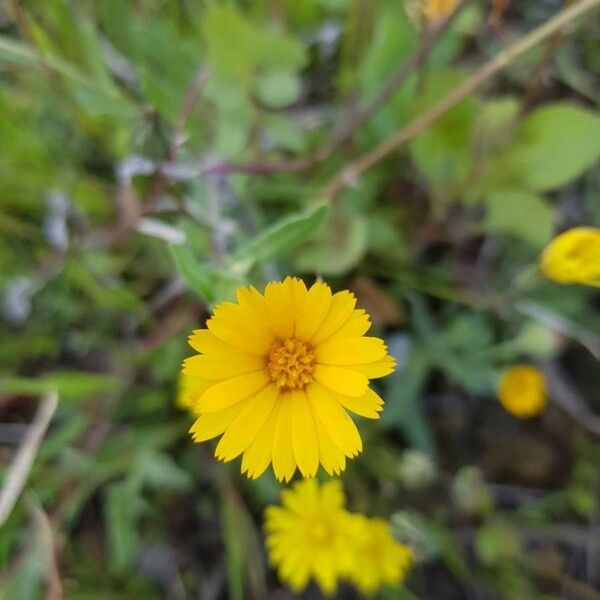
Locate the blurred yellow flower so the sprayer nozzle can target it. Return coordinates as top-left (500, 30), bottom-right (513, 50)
top-left (264, 479), bottom-right (355, 595)
top-left (176, 372), bottom-right (209, 411)
top-left (348, 516), bottom-right (413, 595)
top-left (539, 227), bottom-right (600, 287)
top-left (498, 365), bottom-right (547, 418)
top-left (182, 277), bottom-right (395, 481)
top-left (422, 0), bottom-right (459, 22)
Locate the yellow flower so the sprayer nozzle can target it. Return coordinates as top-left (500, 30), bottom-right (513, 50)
top-left (182, 277), bottom-right (395, 481)
top-left (176, 372), bottom-right (206, 411)
top-left (539, 227), bottom-right (600, 287)
top-left (348, 516), bottom-right (413, 596)
top-left (498, 365), bottom-right (547, 418)
top-left (422, 0), bottom-right (459, 23)
top-left (264, 479), bottom-right (356, 595)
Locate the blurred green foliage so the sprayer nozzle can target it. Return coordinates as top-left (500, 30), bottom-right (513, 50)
top-left (1, 0), bottom-right (599, 598)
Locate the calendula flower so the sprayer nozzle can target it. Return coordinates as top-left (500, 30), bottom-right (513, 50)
top-left (539, 227), bottom-right (600, 287)
top-left (498, 365), bottom-right (547, 418)
top-left (264, 479), bottom-right (356, 595)
top-left (183, 277), bottom-right (395, 481)
top-left (348, 516), bottom-right (413, 596)
top-left (422, 0), bottom-right (459, 23)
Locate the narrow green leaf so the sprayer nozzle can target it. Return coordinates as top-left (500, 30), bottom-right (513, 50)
top-left (229, 203), bottom-right (329, 274)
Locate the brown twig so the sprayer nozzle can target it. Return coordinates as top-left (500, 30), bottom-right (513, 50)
top-left (314, 0), bottom-right (474, 161)
top-left (320, 0), bottom-right (600, 202)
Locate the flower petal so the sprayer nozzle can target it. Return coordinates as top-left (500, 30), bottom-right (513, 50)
top-left (350, 356), bottom-right (396, 379)
top-left (264, 279), bottom-right (295, 339)
top-left (183, 354), bottom-right (265, 380)
top-left (189, 400), bottom-right (249, 442)
top-left (208, 302), bottom-right (273, 354)
top-left (188, 329), bottom-right (253, 356)
top-left (313, 364), bottom-right (368, 397)
top-left (327, 309), bottom-right (371, 338)
top-left (336, 387), bottom-right (383, 419)
top-left (215, 384), bottom-right (279, 461)
top-left (242, 403), bottom-right (280, 479)
top-left (196, 370), bottom-right (270, 412)
top-left (315, 337), bottom-right (387, 365)
top-left (309, 290), bottom-right (356, 346)
top-left (290, 390), bottom-right (319, 477)
top-left (313, 417), bottom-right (346, 475)
top-left (295, 281), bottom-right (332, 341)
top-left (307, 383), bottom-right (362, 458)
top-left (272, 396), bottom-right (297, 482)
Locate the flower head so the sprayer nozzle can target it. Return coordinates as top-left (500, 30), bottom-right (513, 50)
top-left (498, 365), bottom-right (547, 418)
top-left (422, 0), bottom-right (459, 23)
top-left (182, 277), bottom-right (395, 481)
top-left (347, 516), bottom-right (413, 596)
top-left (540, 227), bottom-right (600, 287)
top-left (264, 479), bottom-right (355, 595)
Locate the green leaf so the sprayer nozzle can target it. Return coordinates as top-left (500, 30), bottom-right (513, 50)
top-left (204, 6), bottom-right (306, 80)
top-left (409, 70), bottom-right (479, 197)
top-left (104, 480), bottom-right (143, 573)
top-left (255, 71), bottom-right (301, 108)
top-left (293, 208), bottom-right (367, 275)
top-left (0, 372), bottom-right (120, 402)
top-left (135, 449), bottom-right (192, 492)
top-left (229, 203), bottom-right (329, 275)
top-left (169, 244), bottom-right (241, 306)
top-left (484, 189), bottom-right (553, 247)
top-left (507, 103), bottom-right (600, 192)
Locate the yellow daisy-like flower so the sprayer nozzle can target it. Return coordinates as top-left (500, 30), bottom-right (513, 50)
top-left (182, 277), bottom-right (395, 481)
top-left (264, 479), bottom-right (356, 595)
top-left (176, 372), bottom-right (204, 411)
top-left (539, 227), bottom-right (600, 287)
top-left (348, 516), bottom-right (413, 596)
top-left (422, 0), bottom-right (459, 23)
top-left (498, 365), bottom-right (547, 418)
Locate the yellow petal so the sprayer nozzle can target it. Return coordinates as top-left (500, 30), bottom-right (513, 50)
top-left (290, 391), bottom-right (319, 477)
top-left (188, 329), bottom-right (253, 356)
top-left (272, 396), bottom-right (296, 482)
top-left (350, 355), bottom-right (396, 379)
top-left (208, 302), bottom-right (273, 355)
top-left (313, 364), bottom-right (368, 397)
top-left (329, 309), bottom-right (371, 338)
top-left (313, 417), bottom-right (346, 475)
top-left (197, 371), bottom-right (269, 412)
top-left (189, 400), bottom-right (248, 441)
top-left (310, 290), bottom-right (357, 345)
top-left (295, 281), bottom-right (332, 341)
top-left (183, 354), bottom-right (265, 380)
top-left (215, 384), bottom-right (279, 461)
top-left (315, 336), bottom-right (387, 365)
top-left (241, 403), bottom-right (280, 479)
top-left (264, 280), bottom-right (295, 339)
top-left (307, 383), bottom-right (362, 458)
top-left (336, 387), bottom-right (383, 419)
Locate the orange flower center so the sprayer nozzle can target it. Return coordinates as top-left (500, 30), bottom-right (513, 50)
top-left (267, 338), bottom-right (315, 391)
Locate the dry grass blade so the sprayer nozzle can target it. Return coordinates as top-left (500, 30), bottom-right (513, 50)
top-left (0, 390), bottom-right (59, 527)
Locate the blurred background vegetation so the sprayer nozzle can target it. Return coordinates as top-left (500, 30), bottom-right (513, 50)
top-left (1, 0), bottom-right (600, 598)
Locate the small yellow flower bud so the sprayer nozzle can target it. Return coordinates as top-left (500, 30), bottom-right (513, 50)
top-left (498, 365), bottom-right (547, 419)
top-left (539, 227), bottom-right (600, 287)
